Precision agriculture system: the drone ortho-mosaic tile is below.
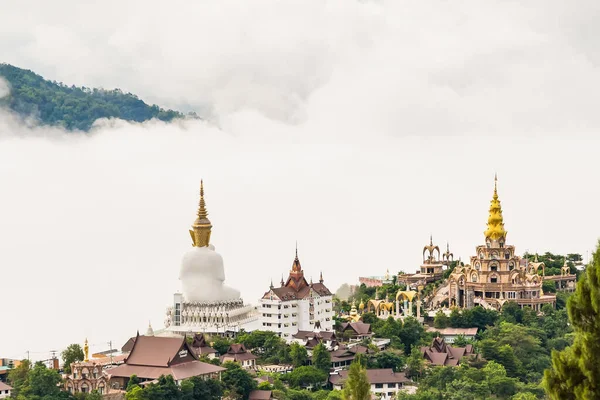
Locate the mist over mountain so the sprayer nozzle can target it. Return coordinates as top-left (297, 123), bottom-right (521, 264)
top-left (0, 64), bottom-right (195, 131)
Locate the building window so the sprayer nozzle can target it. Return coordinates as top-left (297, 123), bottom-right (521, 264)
top-left (375, 383), bottom-right (383, 389)
top-left (491, 276), bottom-right (498, 283)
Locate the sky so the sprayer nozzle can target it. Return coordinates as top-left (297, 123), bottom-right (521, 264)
top-left (0, 0), bottom-right (599, 360)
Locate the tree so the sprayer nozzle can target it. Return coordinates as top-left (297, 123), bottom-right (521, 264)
top-left (312, 343), bottom-right (331, 372)
top-left (125, 386), bottom-right (145, 400)
top-left (62, 343), bottom-right (85, 374)
top-left (221, 361), bottom-right (256, 399)
top-left (184, 376), bottom-right (223, 400)
top-left (405, 345), bottom-right (424, 380)
top-left (284, 366), bottom-right (328, 389)
top-left (342, 360), bottom-right (371, 400)
top-left (19, 362), bottom-right (63, 398)
top-left (127, 374), bottom-right (141, 392)
top-left (399, 317), bottom-right (426, 355)
top-left (544, 241), bottom-right (600, 399)
top-left (211, 336), bottom-right (232, 355)
top-left (7, 359), bottom-right (30, 397)
top-left (434, 310), bottom-right (450, 329)
top-left (453, 334), bottom-right (469, 347)
top-left (289, 342), bottom-right (309, 367)
top-left (372, 350), bottom-right (405, 372)
top-left (143, 375), bottom-right (182, 400)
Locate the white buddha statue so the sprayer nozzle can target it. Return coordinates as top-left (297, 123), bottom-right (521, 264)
top-left (179, 181), bottom-right (241, 303)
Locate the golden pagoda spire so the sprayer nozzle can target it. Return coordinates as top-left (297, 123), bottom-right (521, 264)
top-left (189, 180), bottom-right (212, 247)
top-left (84, 338), bottom-right (89, 362)
top-left (484, 174), bottom-right (507, 241)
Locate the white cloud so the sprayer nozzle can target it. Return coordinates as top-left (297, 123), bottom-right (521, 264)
top-left (2, 0), bottom-right (600, 134)
top-left (0, 0), bottom-right (599, 359)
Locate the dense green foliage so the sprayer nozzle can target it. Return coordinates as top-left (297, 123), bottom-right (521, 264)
top-left (8, 361), bottom-right (76, 400)
top-left (544, 241), bottom-right (600, 399)
top-left (0, 63), bottom-right (188, 131)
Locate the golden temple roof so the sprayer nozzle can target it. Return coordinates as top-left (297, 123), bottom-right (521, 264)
top-left (484, 174), bottom-right (507, 241)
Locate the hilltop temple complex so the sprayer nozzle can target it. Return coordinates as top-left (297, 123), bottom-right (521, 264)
top-left (447, 176), bottom-right (556, 311)
top-left (163, 182), bottom-right (259, 337)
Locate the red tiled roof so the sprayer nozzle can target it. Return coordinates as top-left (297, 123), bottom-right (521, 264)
top-left (0, 382), bottom-right (13, 391)
top-left (126, 336), bottom-right (189, 367)
top-left (420, 337), bottom-right (475, 366)
top-left (107, 361), bottom-right (225, 381)
top-left (341, 322), bottom-right (372, 335)
top-left (249, 390), bottom-right (273, 400)
top-left (227, 344), bottom-right (248, 354)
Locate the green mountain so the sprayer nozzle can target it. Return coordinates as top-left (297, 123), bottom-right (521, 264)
top-left (0, 63), bottom-right (192, 131)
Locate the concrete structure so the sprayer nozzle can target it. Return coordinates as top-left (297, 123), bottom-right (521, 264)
top-left (329, 368), bottom-right (412, 398)
top-left (259, 248), bottom-right (334, 340)
top-left (448, 176), bottom-right (556, 311)
top-left (164, 182), bottom-right (259, 337)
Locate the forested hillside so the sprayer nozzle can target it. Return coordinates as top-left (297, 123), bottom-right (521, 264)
top-left (0, 64), bottom-right (191, 131)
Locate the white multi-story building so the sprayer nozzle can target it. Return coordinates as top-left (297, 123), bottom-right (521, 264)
top-left (259, 250), bottom-right (334, 340)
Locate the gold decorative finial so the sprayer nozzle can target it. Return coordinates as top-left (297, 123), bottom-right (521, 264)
top-left (189, 180), bottom-right (212, 247)
top-left (84, 338), bottom-right (89, 362)
top-left (484, 174), bottom-right (507, 241)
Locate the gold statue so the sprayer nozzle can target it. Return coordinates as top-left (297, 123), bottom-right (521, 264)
top-left (84, 338), bottom-right (89, 362)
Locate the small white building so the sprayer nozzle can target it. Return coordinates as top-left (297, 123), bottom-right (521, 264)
top-left (259, 250), bottom-right (334, 340)
top-left (0, 382), bottom-right (13, 399)
top-left (329, 368), bottom-right (412, 398)
top-left (426, 327), bottom-right (478, 343)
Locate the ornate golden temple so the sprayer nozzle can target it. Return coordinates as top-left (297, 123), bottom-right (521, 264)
top-left (447, 176), bottom-right (556, 311)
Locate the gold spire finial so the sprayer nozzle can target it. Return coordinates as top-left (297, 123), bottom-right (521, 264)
top-left (484, 174), bottom-right (507, 242)
top-left (189, 180), bottom-right (212, 247)
top-left (84, 338), bottom-right (89, 362)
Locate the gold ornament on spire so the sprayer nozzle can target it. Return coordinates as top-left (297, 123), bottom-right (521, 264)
top-left (484, 174), bottom-right (507, 241)
top-left (189, 180), bottom-right (212, 247)
top-left (84, 338), bottom-right (89, 362)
